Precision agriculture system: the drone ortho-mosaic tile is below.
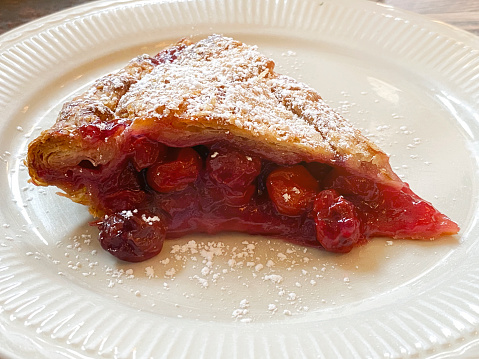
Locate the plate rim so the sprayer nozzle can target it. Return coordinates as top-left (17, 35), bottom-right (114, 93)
top-left (1, 0), bottom-right (479, 358)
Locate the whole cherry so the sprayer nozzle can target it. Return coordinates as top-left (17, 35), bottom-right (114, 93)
top-left (97, 209), bottom-right (167, 262)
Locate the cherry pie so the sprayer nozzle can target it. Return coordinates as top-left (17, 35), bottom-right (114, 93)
top-left (26, 35), bottom-right (459, 262)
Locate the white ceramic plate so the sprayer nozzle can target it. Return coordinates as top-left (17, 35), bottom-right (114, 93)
top-left (1, 0), bottom-right (479, 358)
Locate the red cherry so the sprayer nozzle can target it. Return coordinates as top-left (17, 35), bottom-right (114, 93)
top-left (146, 148), bottom-right (202, 193)
top-left (266, 165), bottom-right (320, 216)
top-left (129, 136), bottom-right (167, 171)
top-left (97, 210), bottom-right (166, 262)
top-left (206, 144), bottom-right (262, 206)
top-left (207, 144), bottom-right (262, 191)
top-left (313, 189), bottom-right (362, 253)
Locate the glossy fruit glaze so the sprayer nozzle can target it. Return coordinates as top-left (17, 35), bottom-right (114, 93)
top-left (42, 128), bottom-right (456, 262)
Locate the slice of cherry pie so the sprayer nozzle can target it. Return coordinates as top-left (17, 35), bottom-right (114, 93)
top-left (26, 35), bottom-right (459, 262)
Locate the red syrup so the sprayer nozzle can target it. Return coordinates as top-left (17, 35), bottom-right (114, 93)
top-left (81, 140), bottom-right (458, 262)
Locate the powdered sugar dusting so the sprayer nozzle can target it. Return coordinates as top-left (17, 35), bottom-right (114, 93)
top-left (40, 230), bottom-right (365, 322)
top-left (141, 213), bottom-right (161, 225)
top-left (114, 35), bottom-right (391, 180)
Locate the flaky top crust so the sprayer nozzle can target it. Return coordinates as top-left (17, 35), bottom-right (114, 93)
top-left (27, 35), bottom-right (401, 208)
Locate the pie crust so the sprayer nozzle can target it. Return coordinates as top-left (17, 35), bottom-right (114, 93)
top-left (26, 35), bottom-right (459, 262)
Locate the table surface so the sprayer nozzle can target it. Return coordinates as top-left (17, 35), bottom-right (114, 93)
top-left (0, 0), bottom-right (478, 37)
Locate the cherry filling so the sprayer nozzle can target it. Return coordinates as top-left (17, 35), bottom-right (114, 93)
top-left (322, 169), bottom-right (459, 238)
top-left (65, 138), bottom-right (458, 262)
